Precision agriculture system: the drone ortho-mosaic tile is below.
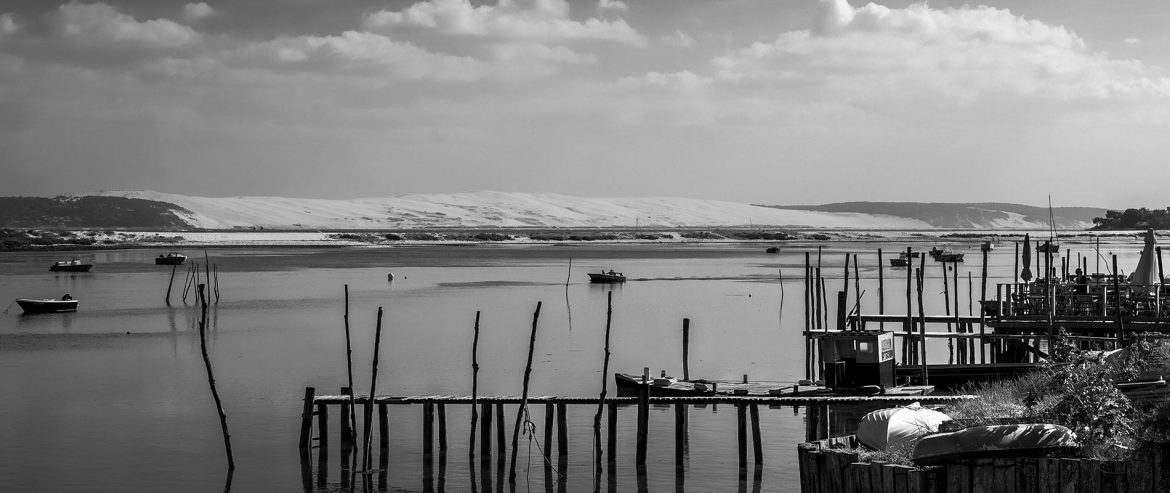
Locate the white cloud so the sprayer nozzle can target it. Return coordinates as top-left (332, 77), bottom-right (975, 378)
top-left (183, 3), bottom-right (216, 22)
top-left (0, 13), bottom-right (21, 37)
top-left (621, 70), bottom-right (711, 91)
top-left (661, 30), bottom-right (695, 48)
top-left (597, 0), bottom-right (628, 14)
top-left (1124, 37), bottom-right (1141, 46)
top-left (365, 0), bottom-right (646, 47)
top-left (50, 1), bottom-right (198, 48)
top-left (230, 30), bottom-right (486, 82)
top-left (713, 0), bottom-right (1170, 104)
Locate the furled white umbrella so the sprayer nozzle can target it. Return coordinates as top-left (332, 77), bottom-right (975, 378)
top-left (857, 402), bottom-right (950, 452)
top-left (1128, 229), bottom-right (1161, 294)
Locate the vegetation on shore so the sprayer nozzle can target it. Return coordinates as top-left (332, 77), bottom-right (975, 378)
top-left (0, 229), bottom-right (183, 250)
top-left (1092, 208), bottom-right (1170, 230)
top-left (328, 229), bottom-right (822, 243)
top-left (861, 333), bottom-right (1170, 465)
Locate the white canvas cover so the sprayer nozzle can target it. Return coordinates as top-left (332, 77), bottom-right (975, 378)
top-left (856, 402), bottom-right (950, 452)
top-left (1128, 229), bottom-right (1161, 292)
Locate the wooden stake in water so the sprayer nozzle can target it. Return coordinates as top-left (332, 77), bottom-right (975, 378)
top-left (342, 285), bottom-right (357, 446)
top-left (509, 301), bottom-right (542, 483)
top-left (469, 311), bottom-right (481, 460)
top-left (197, 284), bottom-right (235, 469)
top-left (594, 292), bottom-right (613, 473)
top-left (165, 264), bottom-right (177, 306)
top-left (363, 307), bottom-right (385, 476)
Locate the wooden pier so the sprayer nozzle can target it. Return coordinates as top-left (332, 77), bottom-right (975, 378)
top-left (297, 386), bottom-right (972, 489)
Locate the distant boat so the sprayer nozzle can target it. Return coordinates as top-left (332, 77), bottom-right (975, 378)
top-left (765, 246), bottom-right (780, 254)
top-left (49, 259), bottom-right (92, 272)
top-left (15, 296), bottom-right (78, 314)
top-left (1035, 241), bottom-right (1060, 254)
top-left (935, 252), bottom-right (965, 262)
top-left (588, 270), bottom-right (626, 283)
top-left (155, 252), bottom-right (187, 265)
top-left (890, 251), bottom-right (917, 267)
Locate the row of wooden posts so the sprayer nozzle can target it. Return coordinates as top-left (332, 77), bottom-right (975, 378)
top-left (164, 252), bottom-right (221, 306)
top-left (801, 247), bottom-right (994, 384)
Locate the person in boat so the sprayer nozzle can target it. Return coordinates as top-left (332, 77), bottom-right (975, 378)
top-left (62, 294), bottom-right (72, 301)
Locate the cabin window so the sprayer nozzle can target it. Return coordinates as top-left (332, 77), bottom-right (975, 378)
top-left (857, 341), bottom-right (872, 354)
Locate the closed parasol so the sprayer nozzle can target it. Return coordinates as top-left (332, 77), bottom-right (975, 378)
top-left (856, 402), bottom-right (950, 452)
top-left (1021, 234), bottom-right (1033, 283)
top-left (1128, 229), bottom-right (1161, 293)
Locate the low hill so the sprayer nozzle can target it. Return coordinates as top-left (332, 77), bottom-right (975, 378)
top-left (762, 202), bottom-right (1103, 229)
top-left (0, 196), bottom-right (192, 229)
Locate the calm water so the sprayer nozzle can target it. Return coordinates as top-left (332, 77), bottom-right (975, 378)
top-left (0, 238), bottom-right (1150, 491)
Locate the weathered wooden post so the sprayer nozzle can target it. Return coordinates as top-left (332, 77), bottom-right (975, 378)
top-left (594, 292), bottom-right (613, 468)
top-left (878, 248), bottom-right (885, 331)
top-left (423, 402), bottom-right (435, 457)
top-left (165, 264), bottom-right (178, 306)
top-left (197, 284), bottom-right (234, 470)
top-left (1113, 255), bottom-right (1124, 345)
top-left (480, 402), bottom-right (492, 461)
top-left (469, 311), bottom-right (481, 460)
top-left (682, 317), bottom-right (691, 381)
top-left (607, 402), bottom-right (618, 465)
top-left (916, 265), bottom-right (929, 385)
top-left (905, 247), bottom-right (913, 364)
top-left (736, 402), bottom-right (748, 469)
top-left (362, 307), bottom-right (384, 475)
top-left (636, 368), bottom-right (649, 465)
top-left (942, 260), bottom-right (954, 364)
top-left (342, 286), bottom-right (357, 446)
top-left (953, 261), bottom-right (961, 364)
top-left (299, 387), bottom-right (316, 449)
top-left (508, 301), bottom-right (542, 482)
top-left (853, 254), bottom-right (861, 327)
top-left (843, 253), bottom-right (851, 310)
top-left (340, 387), bottom-right (352, 446)
top-left (804, 252), bottom-right (812, 381)
top-left (750, 403), bottom-right (763, 465)
top-left (980, 248), bottom-right (989, 364)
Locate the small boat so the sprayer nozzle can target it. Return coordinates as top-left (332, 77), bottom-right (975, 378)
top-left (1036, 241), bottom-right (1060, 254)
top-left (765, 246), bottom-right (780, 254)
top-left (155, 252), bottom-right (187, 265)
top-left (857, 403), bottom-right (950, 452)
top-left (49, 259), bottom-right (93, 272)
top-left (15, 295), bottom-right (79, 314)
top-left (935, 252), bottom-right (964, 262)
top-left (889, 257), bottom-right (910, 267)
top-left (912, 424), bottom-right (1078, 465)
top-left (588, 270), bottom-right (626, 283)
top-left (980, 241), bottom-right (996, 252)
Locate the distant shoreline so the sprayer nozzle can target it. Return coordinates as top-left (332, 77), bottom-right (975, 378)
top-left (0, 227), bottom-right (1156, 251)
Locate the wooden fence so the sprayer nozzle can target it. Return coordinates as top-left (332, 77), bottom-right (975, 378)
top-left (798, 435), bottom-right (1170, 493)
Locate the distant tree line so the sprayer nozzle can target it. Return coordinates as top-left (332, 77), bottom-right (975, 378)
top-left (1091, 208), bottom-right (1170, 230)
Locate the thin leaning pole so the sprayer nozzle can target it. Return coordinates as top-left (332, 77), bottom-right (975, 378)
top-left (509, 301), bottom-right (543, 483)
top-left (594, 292), bottom-right (614, 476)
top-left (362, 307), bottom-right (385, 477)
top-left (469, 311), bottom-right (482, 460)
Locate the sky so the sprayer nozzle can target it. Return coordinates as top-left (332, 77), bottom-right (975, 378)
top-left (0, 0), bottom-right (1168, 208)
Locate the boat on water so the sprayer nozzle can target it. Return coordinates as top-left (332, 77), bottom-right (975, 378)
top-left (49, 259), bottom-right (93, 272)
top-left (155, 252), bottom-right (187, 265)
top-left (15, 295), bottom-right (78, 314)
top-left (1035, 241), bottom-right (1060, 254)
top-left (588, 270), bottom-right (626, 283)
top-left (618, 331), bottom-right (934, 397)
top-left (929, 247), bottom-right (964, 262)
top-left (889, 251), bottom-right (919, 267)
top-left (765, 246), bottom-right (780, 254)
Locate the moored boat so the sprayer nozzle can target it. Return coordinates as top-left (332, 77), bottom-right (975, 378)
top-left (765, 246), bottom-right (780, 254)
top-left (49, 259), bottom-right (92, 272)
top-left (155, 252), bottom-right (187, 265)
top-left (15, 295), bottom-right (78, 314)
top-left (588, 270), bottom-right (626, 283)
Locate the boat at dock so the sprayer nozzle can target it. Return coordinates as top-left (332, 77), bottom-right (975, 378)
top-left (911, 423), bottom-right (1078, 465)
top-left (928, 247), bottom-right (964, 262)
top-left (588, 270), bottom-right (626, 283)
top-left (155, 252), bottom-right (187, 265)
top-left (49, 259), bottom-right (92, 272)
top-left (15, 296), bottom-right (78, 314)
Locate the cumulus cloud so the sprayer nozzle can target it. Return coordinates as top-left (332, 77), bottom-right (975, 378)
top-left (365, 0), bottom-right (646, 47)
top-left (0, 13), bottom-right (21, 37)
top-left (661, 30), bottom-right (695, 48)
top-left (620, 71), bottom-right (711, 91)
top-left (714, 0), bottom-right (1170, 104)
top-left (50, 1), bottom-right (198, 48)
top-left (597, 0), bottom-right (628, 14)
top-left (230, 30), bottom-right (486, 82)
top-left (1124, 37), bottom-right (1141, 46)
top-left (183, 2), bottom-right (216, 21)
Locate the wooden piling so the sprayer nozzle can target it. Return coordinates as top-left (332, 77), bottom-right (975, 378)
top-left (340, 387), bottom-right (352, 445)
top-left (508, 301), bottom-right (543, 482)
top-left (496, 402), bottom-right (505, 470)
top-left (916, 265), bottom-right (929, 385)
top-left (299, 387), bottom-right (316, 449)
top-left (342, 286), bottom-right (358, 447)
top-left (181, 263), bottom-right (194, 302)
top-left (877, 249), bottom-right (885, 331)
top-left (843, 253), bottom-right (851, 310)
top-left (905, 247), bottom-right (913, 365)
top-left (213, 264), bottom-right (220, 302)
top-left (438, 402), bottom-right (447, 454)
top-left (480, 402), bottom-right (492, 461)
top-left (804, 252), bottom-right (812, 381)
top-left (1158, 246), bottom-right (1166, 284)
top-left (953, 261), bottom-right (961, 364)
top-left (423, 402), bottom-right (435, 457)
top-left (545, 402), bottom-right (554, 465)
top-left (378, 403), bottom-right (388, 452)
top-left (362, 307), bottom-right (384, 475)
top-left (750, 403), bottom-right (762, 465)
top-left (682, 317), bottom-right (691, 381)
top-left (607, 402), bottom-right (617, 464)
top-left (736, 403), bottom-right (747, 468)
top-left (674, 403), bottom-right (686, 466)
top-left (942, 260), bottom-right (954, 364)
top-left (854, 254), bottom-right (861, 325)
top-left (469, 311), bottom-right (481, 460)
top-left (595, 292), bottom-right (613, 467)
top-left (197, 284), bottom-right (235, 470)
top-left (1113, 255), bottom-right (1124, 344)
top-left (165, 264), bottom-right (177, 306)
top-left (980, 248), bottom-right (988, 364)
top-left (317, 401), bottom-right (328, 453)
top-left (636, 369), bottom-right (649, 464)
top-left (557, 401), bottom-right (568, 458)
